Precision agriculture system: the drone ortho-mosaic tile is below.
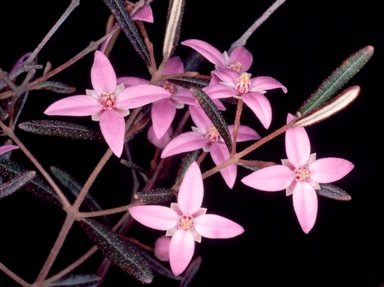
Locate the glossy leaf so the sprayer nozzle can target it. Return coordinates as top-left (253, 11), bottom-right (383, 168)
top-left (18, 120), bottom-right (104, 141)
top-left (297, 45), bottom-right (374, 116)
top-left (190, 88), bottom-right (232, 150)
top-left (79, 218), bottom-right (153, 284)
top-left (48, 273), bottom-right (102, 287)
top-left (167, 76), bottom-right (210, 90)
top-left (180, 256), bottom-right (202, 287)
top-left (175, 149), bottom-right (202, 184)
top-left (133, 188), bottom-right (176, 205)
top-left (0, 171), bottom-right (35, 200)
top-left (102, 0), bottom-right (150, 66)
top-left (316, 183), bottom-right (351, 201)
top-left (0, 159), bottom-right (62, 206)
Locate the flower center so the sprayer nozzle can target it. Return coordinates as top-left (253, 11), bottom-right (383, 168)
top-left (294, 166), bottom-right (310, 182)
top-left (178, 215), bottom-right (194, 231)
top-left (162, 81), bottom-right (176, 95)
top-left (100, 91), bottom-right (116, 110)
top-left (205, 127), bottom-right (221, 143)
top-left (228, 61), bottom-right (242, 72)
top-left (235, 73), bottom-right (251, 94)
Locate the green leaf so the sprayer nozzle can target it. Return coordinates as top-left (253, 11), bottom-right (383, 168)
top-left (18, 120), bottom-right (104, 141)
top-left (167, 76), bottom-right (210, 89)
top-left (48, 273), bottom-right (102, 287)
top-left (190, 88), bottom-right (232, 151)
top-left (133, 188), bottom-right (176, 205)
top-left (180, 256), bottom-right (202, 287)
top-left (175, 150), bottom-right (202, 184)
top-left (316, 183), bottom-right (351, 201)
top-left (297, 45), bottom-right (374, 116)
top-left (0, 171), bottom-right (35, 200)
top-left (36, 80), bottom-right (76, 94)
top-left (120, 159), bottom-right (149, 176)
top-left (0, 159), bottom-right (62, 206)
top-left (79, 218), bottom-right (153, 284)
top-left (102, 0), bottom-right (150, 66)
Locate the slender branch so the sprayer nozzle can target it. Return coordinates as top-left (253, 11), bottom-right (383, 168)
top-left (0, 263), bottom-right (30, 287)
top-left (78, 202), bottom-right (140, 218)
top-left (231, 99), bottom-right (244, 156)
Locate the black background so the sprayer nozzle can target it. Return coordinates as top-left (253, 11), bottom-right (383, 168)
top-left (0, 0), bottom-right (383, 286)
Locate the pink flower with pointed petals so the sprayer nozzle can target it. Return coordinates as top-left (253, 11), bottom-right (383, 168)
top-left (181, 39), bottom-right (253, 73)
top-left (129, 162), bottom-right (244, 275)
top-left (241, 114), bottom-right (354, 233)
top-left (203, 69), bottom-right (287, 129)
top-left (161, 106), bottom-right (260, 188)
top-left (44, 51), bottom-right (170, 157)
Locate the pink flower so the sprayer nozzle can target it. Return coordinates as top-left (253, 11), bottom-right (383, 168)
top-left (161, 106), bottom-right (260, 188)
top-left (181, 39), bottom-right (253, 73)
top-left (44, 51), bottom-right (170, 157)
top-left (0, 145), bottom-right (19, 155)
top-left (154, 236), bottom-right (171, 261)
top-left (203, 69), bottom-right (287, 129)
top-left (129, 162), bottom-right (244, 275)
top-left (241, 114), bottom-right (354, 233)
top-left (147, 125), bottom-right (172, 149)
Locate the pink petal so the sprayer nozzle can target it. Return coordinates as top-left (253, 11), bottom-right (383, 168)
top-left (241, 165), bottom-right (294, 191)
top-left (189, 106), bottom-right (212, 131)
top-left (211, 69), bottom-right (239, 86)
top-left (285, 125), bottom-right (310, 167)
top-left (241, 93), bottom-right (272, 129)
top-left (229, 46), bottom-right (253, 72)
top-left (0, 145), bottom-right (19, 155)
top-left (178, 162), bottom-right (204, 215)
top-left (292, 182), bottom-right (318, 234)
top-left (163, 56), bottom-right (184, 75)
top-left (129, 205), bottom-right (179, 230)
top-left (99, 110), bottom-right (125, 157)
top-left (228, 125), bottom-right (260, 142)
top-left (195, 214), bottom-right (244, 238)
top-left (181, 39), bottom-right (226, 68)
top-left (91, 51), bottom-right (117, 95)
top-left (169, 229), bottom-right (195, 275)
top-left (210, 143), bottom-right (236, 189)
top-left (173, 89), bottom-right (196, 106)
top-left (117, 76), bottom-right (149, 87)
top-left (154, 236), bottom-right (171, 261)
top-left (250, 76), bottom-right (287, 93)
top-left (203, 84), bottom-right (236, 100)
top-left (147, 125), bottom-right (172, 149)
top-left (44, 95), bottom-right (101, 116)
top-left (10, 52), bottom-right (32, 74)
top-left (309, 158), bottom-right (354, 183)
top-left (117, 85), bottom-right (170, 109)
top-left (161, 132), bottom-right (206, 158)
top-left (132, 5), bottom-right (154, 23)
top-left (151, 99), bottom-right (176, 139)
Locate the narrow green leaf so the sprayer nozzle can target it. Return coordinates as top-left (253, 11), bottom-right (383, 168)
top-left (134, 188), bottom-right (176, 205)
top-left (316, 183), bottom-right (351, 201)
top-left (37, 80), bottom-right (76, 94)
top-left (18, 120), bottom-right (104, 141)
top-left (120, 159), bottom-right (149, 176)
top-left (175, 150), bottom-right (202, 183)
top-left (79, 218), bottom-right (153, 284)
top-left (0, 159), bottom-right (62, 206)
top-left (102, 0), bottom-right (150, 66)
top-left (167, 76), bottom-right (210, 89)
top-left (297, 45), bottom-right (374, 116)
top-left (180, 256), bottom-right (202, 287)
top-left (48, 273), bottom-right (102, 287)
top-left (0, 171), bottom-right (35, 200)
top-left (190, 88), bottom-right (232, 150)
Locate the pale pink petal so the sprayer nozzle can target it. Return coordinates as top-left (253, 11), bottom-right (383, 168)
top-left (203, 84), bottom-right (236, 100)
top-left (99, 34), bottom-right (113, 54)
top-left (91, 51), bottom-right (117, 95)
top-left (241, 165), bottom-right (294, 191)
top-left (189, 106), bottom-right (212, 131)
top-left (154, 236), bottom-right (171, 261)
top-left (117, 85), bottom-right (170, 109)
top-left (181, 39), bottom-right (226, 68)
top-left (163, 56), bottom-right (184, 75)
top-left (173, 89), bottom-right (196, 106)
top-left (132, 5), bottom-right (154, 23)
top-left (241, 93), bottom-right (272, 129)
top-left (229, 46), bottom-right (253, 72)
top-left (147, 125), bottom-right (172, 149)
top-left (285, 125), bottom-right (310, 167)
top-left (99, 110), bottom-right (125, 157)
top-left (161, 132), bottom-right (206, 158)
top-left (10, 52), bottom-right (32, 74)
top-left (309, 158), bottom-right (354, 183)
top-left (44, 95), bottom-right (101, 116)
top-left (210, 143), bottom-right (236, 189)
top-left (292, 182), bottom-right (318, 234)
top-left (0, 145), bottom-right (19, 155)
top-left (178, 162), bottom-right (204, 215)
top-left (228, 125), bottom-right (260, 142)
top-left (117, 76), bottom-right (149, 87)
top-left (169, 229), bottom-right (195, 275)
top-left (129, 205), bottom-right (179, 230)
top-left (250, 76), bottom-right (287, 93)
top-left (211, 69), bottom-right (239, 86)
top-left (152, 99), bottom-right (176, 139)
top-left (195, 214), bottom-right (244, 238)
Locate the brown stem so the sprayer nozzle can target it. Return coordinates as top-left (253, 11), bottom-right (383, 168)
top-left (0, 263), bottom-right (31, 287)
top-left (231, 98), bottom-right (244, 156)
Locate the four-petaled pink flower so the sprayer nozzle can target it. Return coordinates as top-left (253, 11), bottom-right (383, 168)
top-left (44, 51), bottom-right (170, 157)
top-left (203, 69), bottom-right (287, 129)
top-left (241, 114), bottom-right (354, 233)
top-left (129, 161), bottom-right (244, 275)
top-left (181, 39), bottom-right (253, 73)
top-left (161, 106), bottom-right (260, 188)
